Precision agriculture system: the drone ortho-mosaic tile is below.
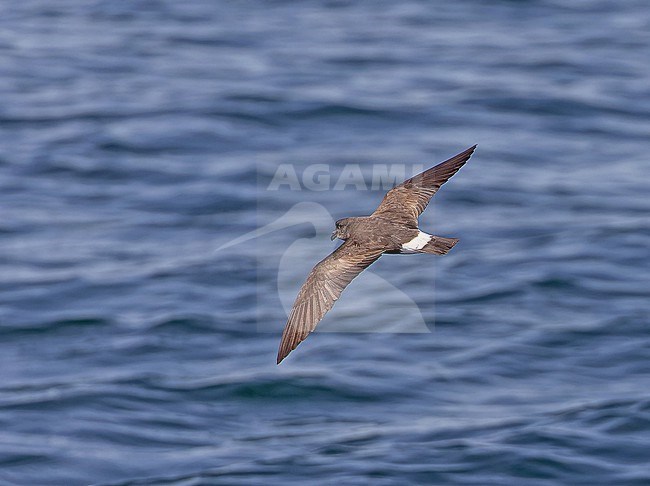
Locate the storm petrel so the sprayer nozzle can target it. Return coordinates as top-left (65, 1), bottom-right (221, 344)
top-left (277, 145), bottom-right (477, 363)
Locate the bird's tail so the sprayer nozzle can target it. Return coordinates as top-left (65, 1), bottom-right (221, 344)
top-left (420, 236), bottom-right (459, 255)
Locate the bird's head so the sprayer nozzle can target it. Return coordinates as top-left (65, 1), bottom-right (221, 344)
top-left (331, 218), bottom-right (353, 241)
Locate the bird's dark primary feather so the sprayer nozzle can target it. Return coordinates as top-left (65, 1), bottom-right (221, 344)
top-left (277, 241), bottom-right (384, 363)
top-left (372, 145), bottom-right (477, 225)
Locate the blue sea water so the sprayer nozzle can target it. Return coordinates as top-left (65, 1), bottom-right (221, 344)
top-left (1, 0), bottom-right (649, 484)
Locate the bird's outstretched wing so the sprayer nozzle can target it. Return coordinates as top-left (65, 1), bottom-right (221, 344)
top-left (277, 241), bottom-right (384, 364)
top-left (372, 145), bottom-right (476, 225)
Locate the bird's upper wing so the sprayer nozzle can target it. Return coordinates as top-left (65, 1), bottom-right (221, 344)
top-left (372, 145), bottom-right (476, 225)
top-left (277, 240), bottom-right (384, 363)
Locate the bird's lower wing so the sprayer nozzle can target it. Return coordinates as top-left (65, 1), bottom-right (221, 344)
top-left (277, 241), bottom-right (384, 363)
top-left (372, 145), bottom-right (476, 224)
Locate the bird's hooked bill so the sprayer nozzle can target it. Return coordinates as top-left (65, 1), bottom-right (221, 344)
top-left (330, 231), bottom-right (336, 241)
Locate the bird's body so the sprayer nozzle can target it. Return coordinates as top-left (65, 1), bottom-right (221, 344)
top-left (277, 145), bottom-right (477, 363)
top-left (334, 217), bottom-right (405, 252)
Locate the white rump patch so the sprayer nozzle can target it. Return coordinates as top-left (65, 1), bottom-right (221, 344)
top-left (401, 231), bottom-right (432, 253)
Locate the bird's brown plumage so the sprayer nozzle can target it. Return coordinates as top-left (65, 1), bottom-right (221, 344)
top-left (277, 145), bottom-right (477, 363)
top-left (277, 241), bottom-right (384, 364)
top-left (372, 145), bottom-right (477, 225)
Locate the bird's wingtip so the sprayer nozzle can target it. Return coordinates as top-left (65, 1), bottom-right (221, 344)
top-left (277, 344), bottom-right (291, 364)
top-left (460, 144), bottom-right (478, 161)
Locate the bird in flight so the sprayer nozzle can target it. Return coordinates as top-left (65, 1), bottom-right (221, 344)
top-left (277, 145), bottom-right (477, 364)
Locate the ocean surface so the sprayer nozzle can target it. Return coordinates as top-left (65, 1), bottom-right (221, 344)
top-left (1, 1), bottom-right (649, 484)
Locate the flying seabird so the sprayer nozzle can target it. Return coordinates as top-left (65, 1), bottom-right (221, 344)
top-left (277, 145), bottom-right (477, 364)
